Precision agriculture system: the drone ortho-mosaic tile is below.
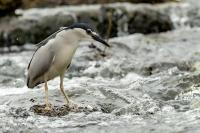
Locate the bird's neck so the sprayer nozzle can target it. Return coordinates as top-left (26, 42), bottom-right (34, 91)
top-left (57, 30), bottom-right (81, 45)
top-left (51, 30), bottom-right (79, 56)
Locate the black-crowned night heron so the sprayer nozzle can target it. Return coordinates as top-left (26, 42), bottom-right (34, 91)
top-left (27, 23), bottom-right (110, 110)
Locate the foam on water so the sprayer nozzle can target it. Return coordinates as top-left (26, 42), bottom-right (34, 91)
top-left (0, 86), bottom-right (30, 96)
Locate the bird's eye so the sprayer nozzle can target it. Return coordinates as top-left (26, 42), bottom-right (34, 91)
top-left (86, 29), bottom-right (92, 34)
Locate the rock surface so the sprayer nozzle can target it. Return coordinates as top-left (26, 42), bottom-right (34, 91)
top-left (1, 27), bottom-right (200, 132)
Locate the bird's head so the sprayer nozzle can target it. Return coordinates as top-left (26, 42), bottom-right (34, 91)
top-left (65, 23), bottom-right (110, 47)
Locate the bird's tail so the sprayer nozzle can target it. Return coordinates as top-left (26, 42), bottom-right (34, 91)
top-left (27, 76), bottom-right (34, 89)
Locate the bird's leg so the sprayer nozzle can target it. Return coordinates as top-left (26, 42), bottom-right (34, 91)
top-left (60, 75), bottom-right (70, 105)
top-left (44, 81), bottom-right (51, 110)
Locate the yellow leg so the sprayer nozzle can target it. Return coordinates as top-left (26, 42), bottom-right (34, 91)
top-left (60, 75), bottom-right (70, 104)
top-left (44, 81), bottom-right (51, 110)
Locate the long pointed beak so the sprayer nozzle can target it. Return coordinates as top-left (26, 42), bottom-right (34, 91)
top-left (91, 34), bottom-right (110, 47)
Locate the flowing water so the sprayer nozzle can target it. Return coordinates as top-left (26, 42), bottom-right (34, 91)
top-left (1, 0), bottom-right (200, 133)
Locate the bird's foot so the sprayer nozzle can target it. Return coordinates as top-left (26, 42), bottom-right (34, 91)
top-left (44, 106), bottom-right (51, 111)
top-left (44, 103), bottom-right (52, 111)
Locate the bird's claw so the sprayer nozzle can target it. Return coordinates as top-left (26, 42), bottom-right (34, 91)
top-left (44, 106), bottom-right (51, 111)
top-left (44, 103), bottom-right (52, 111)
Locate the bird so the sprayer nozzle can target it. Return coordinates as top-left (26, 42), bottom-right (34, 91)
top-left (27, 23), bottom-right (110, 110)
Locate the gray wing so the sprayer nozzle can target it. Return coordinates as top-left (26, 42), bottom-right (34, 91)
top-left (27, 45), bottom-right (55, 82)
top-left (28, 27), bottom-right (68, 69)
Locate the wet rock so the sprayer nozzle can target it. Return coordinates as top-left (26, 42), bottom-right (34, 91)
top-left (79, 4), bottom-right (174, 38)
top-left (128, 7), bottom-right (174, 34)
top-left (30, 104), bottom-right (98, 117)
top-left (0, 3), bottom-right (177, 47)
top-left (0, 13), bottom-right (75, 47)
top-left (30, 104), bottom-right (70, 117)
